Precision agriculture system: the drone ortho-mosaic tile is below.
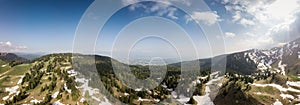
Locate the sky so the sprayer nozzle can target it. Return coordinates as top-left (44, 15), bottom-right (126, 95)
top-left (0, 0), bottom-right (93, 53)
top-left (0, 0), bottom-right (300, 60)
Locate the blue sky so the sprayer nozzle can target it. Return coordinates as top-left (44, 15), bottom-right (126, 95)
top-left (0, 0), bottom-right (93, 53)
top-left (1, 0), bottom-right (300, 60)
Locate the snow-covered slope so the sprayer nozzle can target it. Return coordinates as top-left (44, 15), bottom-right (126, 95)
top-left (227, 38), bottom-right (300, 76)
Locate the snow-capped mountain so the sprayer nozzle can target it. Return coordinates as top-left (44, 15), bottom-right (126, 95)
top-left (228, 37), bottom-right (300, 76)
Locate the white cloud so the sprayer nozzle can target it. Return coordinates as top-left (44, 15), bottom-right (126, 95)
top-left (239, 18), bottom-right (255, 26)
top-left (166, 7), bottom-right (178, 19)
top-left (129, 3), bottom-right (147, 11)
top-left (123, 0), bottom-right (221, 25)
top-left (126, 1), bottom-right (179, 20)
top-left (187, 11), bottom-right (220, 25)
top-left (245, 32), bottom-right (257, 37)
top-left (222, 0), bottom-right (300, 51)
top-left (236, 11), bottom-right (300, 50)
top-left (267, 12), bottom-right (300, 43)
top-left (225, 32), bottom-right (236, 38)
top-left (224, 5), bottom-right (232, 11)
top-left (223, 0), bottom-right (300, 24)
top-left (264, 0), bottom-right (299, 21)
top-left (232, 11), bottom-right (241, 22)
top-left (0, 41), bottom-right (27, 52)
top-left (222, 0), bottom-right (230, 4)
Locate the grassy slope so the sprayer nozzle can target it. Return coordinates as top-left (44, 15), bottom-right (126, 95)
top-left (0, 60), bottom-right (9, 74)
top-left (0, 54), bottom-right (84, 104)
top-left (0, 63), bottom-right (31, 104)
top-left (214, 77), bottom-right (292, 105)
top-left (6, 64), bottom-right (32, 76)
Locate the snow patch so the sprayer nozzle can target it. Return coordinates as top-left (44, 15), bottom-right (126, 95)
top-left (137, 97), bottom-right (151, 102)
top-left (257, 62), bottom-right (268, 71)
top-left (17, 75), bottom-right (24, 84)
top-left (135, 88), bottom-right (143, 92)
top-left (161, 83), bottom-right (167, 88)
top-left (192, 76), bottom-right (223, 105)
top-left (171, 91), bottom-right (190, 104)
top-left (292, 44), bottom-right (299, 49)
top-left (280, 94), bottom-right (294, 99)
top-left (279, 48), bottom-right (283, 58)
top-left (191, 77), bottom-right (222, 105)
top-left (63, 83), bottom-right (71, 93)
top-left (273, 99), bottom-right (283, 105)
top-left (286, 81), bottom-right (300, 87)
top-left (278, 61), bottom-right (287, 76)
top-left (154, 99), bottom-right (160, 102)
top-left (52, 91), bottom-right (59, 98)
top-left (99, 97), bottom-right (111, 105)
top-left (80, 98), bottom-right (85, 102)
top-left (199, 76), bottom-right (208, 80)
top-left (252, 83), bottom-right (300, 92)
top-left (67, 69), bottom-right (77, 77)
top-left (124, 93), bottom-right (129, 96)
top-left (5, 86), bottom-right (19, 95)
top-left (247, 52), bottom-right (258, 64)
top-left (53, 100), bottom-right (65, 105)
top-left (30, 99), bottom-right (41, 104)
top-left (206, 76), bottom-right (223, 86)
top-left (2, 96), bottom-right (9, 101)
top-left (193, 95), bottom-right (214, 105)
top-left (75, 77), bottom-right (99, 96)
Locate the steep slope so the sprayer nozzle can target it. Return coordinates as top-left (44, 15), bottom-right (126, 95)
top-left (240, 37), bottom-right (300, 77)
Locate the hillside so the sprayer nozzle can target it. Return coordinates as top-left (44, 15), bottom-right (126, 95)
top-left (0, 53), bottom-right (215, 105)
top-left (0, 53), bottom-right (87, 104)
top-left (1, 38), bottom-right (300, 104)
top-left (14, 52), bottom-right (44, 60)
top-left (213, 37), bottom-right (300, 105)
top-left (0, 53), bottom-right (27, 63)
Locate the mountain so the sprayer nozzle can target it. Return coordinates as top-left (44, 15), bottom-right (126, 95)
top-left (179, 37), bottom-right (300, 76)
top-left (212, 37), bottom-right (300, 105)
top-left (167, 37), bottom-right (300, 105)
top-left (226, 37), bottom-right (300, 77)
top-left (2, 38), bottom-right (300, 104)
top-left (14, 52), bottom-right (44, 60)
top-left (0, 53), bottom-right (28, 63)
top-left (0, 53), bottom-right (83, 104)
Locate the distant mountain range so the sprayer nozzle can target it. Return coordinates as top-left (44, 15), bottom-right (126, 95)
top-left (0, 53), bottom-right (28, 63)
top-left (14, 52), bottom-right (44, 60)
top-left (2, 37), bottom-right (300, 76)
